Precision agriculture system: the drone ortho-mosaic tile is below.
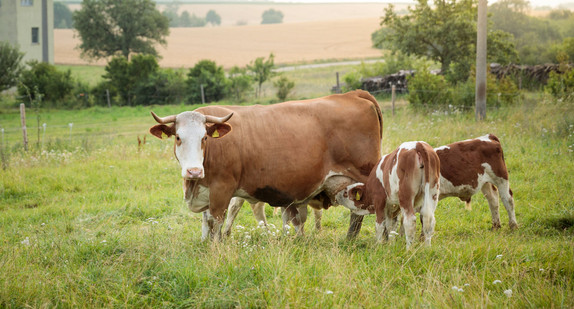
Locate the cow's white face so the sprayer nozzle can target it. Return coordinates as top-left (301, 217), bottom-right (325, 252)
top-left (149, 110), bottom-right (233, 180)
top-left (175, 112), bottom-right (208, 179)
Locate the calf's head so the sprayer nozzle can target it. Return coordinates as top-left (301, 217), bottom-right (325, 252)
top-left (336, 183), bottom-right (372, 216)
top-left (149, 111), bottom-right (233, 179)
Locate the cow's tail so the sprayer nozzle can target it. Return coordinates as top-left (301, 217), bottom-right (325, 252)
top-left (416, 142), bottom-right (440, 237)
top-left (356, 90), bottom-right (383, 141)
top-left (416, 142), bottom-right (440, 192)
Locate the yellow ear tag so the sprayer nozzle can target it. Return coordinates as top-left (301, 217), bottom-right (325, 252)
top-left (356, 192), bottom-right (361, 201)
top-left (161, 132), bottom-right (168, 139)
top-left (212, 130), bottom-right (219, 138)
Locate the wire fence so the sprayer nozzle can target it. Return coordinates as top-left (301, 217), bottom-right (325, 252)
top-left (0, 85), bottom-right (540, 166)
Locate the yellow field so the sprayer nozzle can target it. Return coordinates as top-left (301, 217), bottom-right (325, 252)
top-left (55, 3), bottom-right (395, 69)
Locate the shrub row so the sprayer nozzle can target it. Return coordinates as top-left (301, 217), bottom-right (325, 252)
top-left (14, 55), bottom-right (294, 109)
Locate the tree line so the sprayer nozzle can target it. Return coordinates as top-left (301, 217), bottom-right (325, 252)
top-left (54, 1), bottom-right (284, 29)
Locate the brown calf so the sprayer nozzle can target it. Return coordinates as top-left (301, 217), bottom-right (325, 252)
top-left (436, 134), bottom-right (518, 229)
top-left (337, 141), bottom-right (441, 249)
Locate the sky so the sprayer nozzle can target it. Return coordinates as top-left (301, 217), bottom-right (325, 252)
top-left (273, 0), bottom-right (574, 9)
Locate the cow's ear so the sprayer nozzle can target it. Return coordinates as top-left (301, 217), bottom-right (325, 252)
top-left (149, 124), bottom-right (175, 139)
top-left (349, 185), bottom-right (365, 202)
top-left (206, 123), bottom-right (232, 139)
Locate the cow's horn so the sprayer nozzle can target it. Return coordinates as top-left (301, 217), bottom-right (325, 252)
top-left (151, 111), bottom-right (176, 124)
top-left (205, 112), bottom-right (233, 124)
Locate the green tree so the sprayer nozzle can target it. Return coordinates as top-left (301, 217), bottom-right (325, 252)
top-left (103, 54), bottom-right (159, 105)
top-left (261, 9), bottom-right (284, 24)
top-left (188, 13), bottom-right (206, 27)
top-left (134, 69), bottom-right (186, 105)
top-left (206, 10), bottom-right (221, 26)
top-left (375, 0), bottom-right (517, 82)
top-left (0, 42), bottom-right (24, 92)
top-left (186, 60), bottom-right (228, 104)
top-left (73, 0), bottom-right (169, 60)
top-left (228, 66), bottom-right (253, 102)
top-left (489, 0), bottom-right (562, 64)
top-left (54, 2), bottom-right (73, 29)
top-left (180, 11), bottom-right (192, 27)
top-left (247, 53), bottom-right (276, 98)
top-left (274, 76), bottom-right (295, 101)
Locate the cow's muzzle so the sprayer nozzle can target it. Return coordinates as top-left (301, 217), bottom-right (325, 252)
top-left (185, 167), bottom-right (204, 179)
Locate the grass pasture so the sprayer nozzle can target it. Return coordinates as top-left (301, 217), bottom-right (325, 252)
top-left (0, 96), bottom-right (573, 307)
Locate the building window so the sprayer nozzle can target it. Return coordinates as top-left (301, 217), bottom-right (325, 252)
top-left (21, 0), bottom-right (33, 6)
top-left (31, 27), bottom-right (39, 44)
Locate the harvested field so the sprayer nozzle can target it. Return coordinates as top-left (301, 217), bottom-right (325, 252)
top-left (55, 3), bottom-right (392, 69)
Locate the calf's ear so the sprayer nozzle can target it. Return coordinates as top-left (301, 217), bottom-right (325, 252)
top-left (206, 123), bottom-right (232, 139)
top-left (349, 185), bottom-right (365, 202)
top-left (149, 124), bottom-right (175, 139)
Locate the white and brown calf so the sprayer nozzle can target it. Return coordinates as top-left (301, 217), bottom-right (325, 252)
top-left (436, 134), bottom-right (518, 229)
top-left (337, 141), bottom-right (441, 249)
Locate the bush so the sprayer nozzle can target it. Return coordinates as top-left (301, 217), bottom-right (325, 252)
top-left (261, 9), bottom-right (283, 24)
top-left (274, 76), bottom-right (295, 101)
top-left (133, 69), bottom-right (186, 105)
top-left (446, 70), bottom-right (520, 110)
top-left (18, 61), bottom-right (75, 105)
top-left (103, 55), bottom-right (159, 105)
top-left (228, 66), bottom-right (253, 102)
top-left (545, 65), bottom-right (574, 101)
top-left (186, 60), bottom-right (229, 104)
top-left (407, 67), bottom-right (452, 109)
top-left (341, 71), bottom-right (362, 92)
top-left (0, 41), bottom-right (24, 92)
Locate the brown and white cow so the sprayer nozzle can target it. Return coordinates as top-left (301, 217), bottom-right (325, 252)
top-left (436, 134), bottom-right (518, 229)
top-left (337, 141), bottom-right (441, 249)
top-left (149, 90), bottom-right (383, 241)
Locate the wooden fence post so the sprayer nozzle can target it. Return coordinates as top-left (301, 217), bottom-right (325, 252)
top-left (20, 103), bottom-right (28, 151)
top-left (200, 84), bottom-right (206, 104)
top-left (336, 72), bottom-right (341, 93)
top-left (1, 128), bottom-right (6, 170)
top-left (391, 85), bottom-right (396, 116)
top-left (106, 89), bottom-right (111, 108)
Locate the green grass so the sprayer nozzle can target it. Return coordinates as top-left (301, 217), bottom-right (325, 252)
top-left (0, 95), bottom-right (573, 307)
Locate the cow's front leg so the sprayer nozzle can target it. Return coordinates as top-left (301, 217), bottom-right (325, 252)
top-left (208, 186), bottom-right (235, 242)
top-left (222, 197), bottom-right (245, 237)
top-left (201, 210), bottom-right (216, 241)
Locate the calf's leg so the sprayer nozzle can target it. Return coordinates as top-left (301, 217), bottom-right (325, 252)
top-left (482, 183), bottom-right (502, 229)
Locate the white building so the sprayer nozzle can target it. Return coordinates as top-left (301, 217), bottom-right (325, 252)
top-left (0, 0), bottom-right (54, 64)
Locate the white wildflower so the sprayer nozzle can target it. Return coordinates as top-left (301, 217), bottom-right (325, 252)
top-left (41, 223), bottom-right (46, 226)
top-left (504, 289), bottom-right (512, 297)
top-left (539, 268), bottom-right (544, 272)
top-left (458, 288), bottom-right (464, 292)
top-left (101, 240), bottom-right (107, 244)
top-left (236, 225), bottom-right (245, 230)
top-left (325, 290), bottom-right (334, 295)
top-left (493, 280), bottom-right (502, 284)
top-left (496, 254), bottom-right (503, 259)
top-left (21, 237), bottom-right (30, 246)
top-left (452, 286), bottom-right (459, 291)
top-left (464, 283), bottom-right (470, 287)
